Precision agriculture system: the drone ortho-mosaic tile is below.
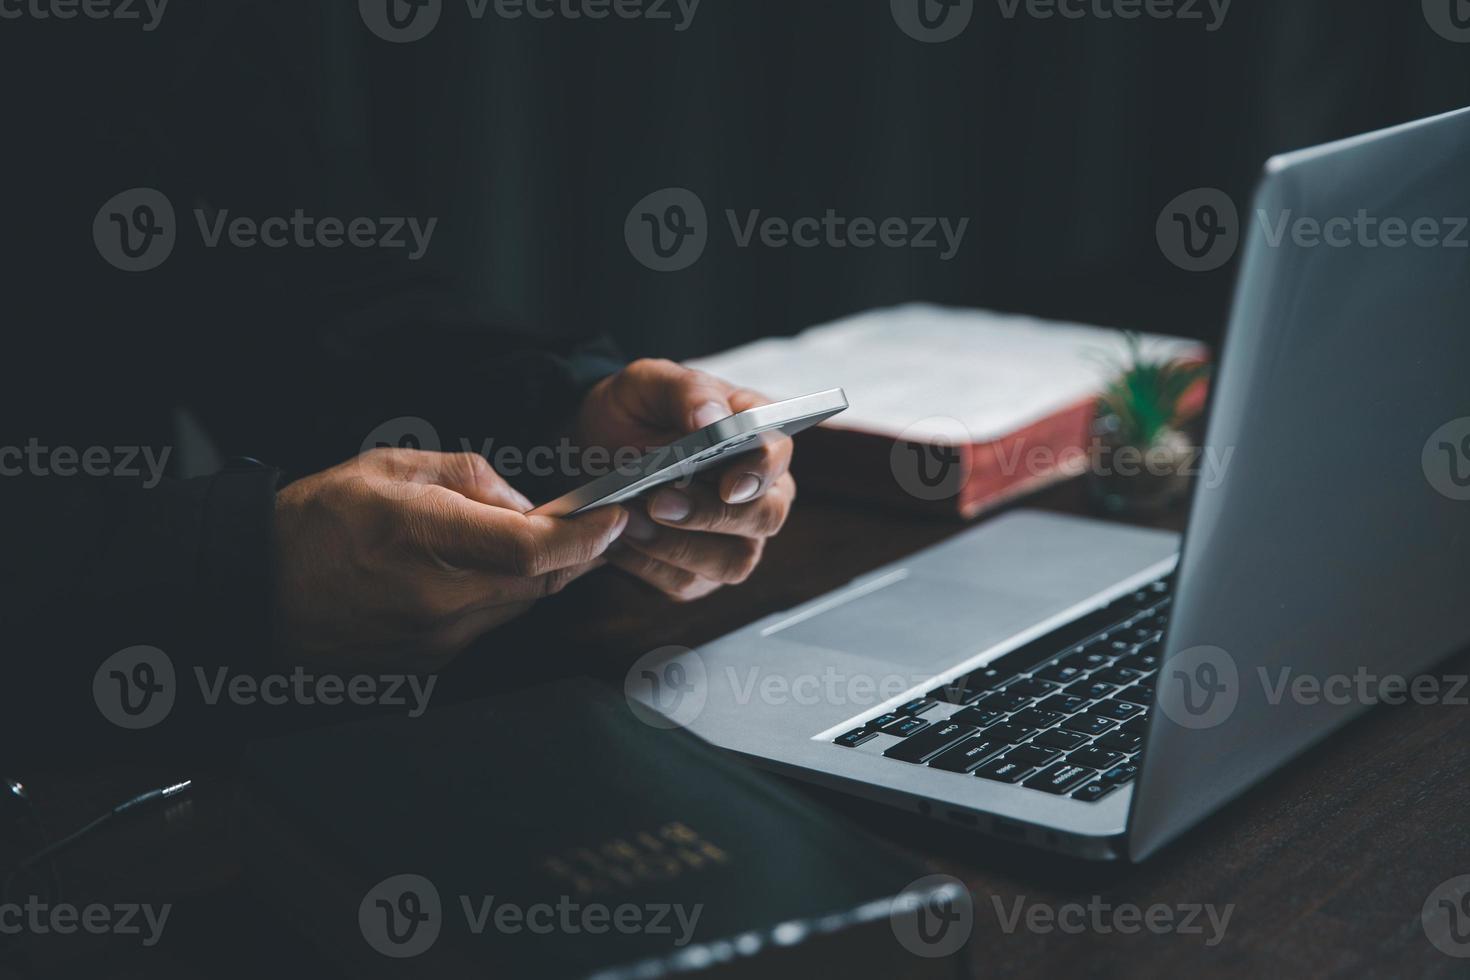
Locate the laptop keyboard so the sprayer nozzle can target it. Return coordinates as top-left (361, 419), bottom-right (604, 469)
top-left (832, 576), bottom-right (1172, 803)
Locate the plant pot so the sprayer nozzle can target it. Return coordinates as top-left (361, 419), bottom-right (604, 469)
top-left (1086, 417), bottom-right (1193, 515)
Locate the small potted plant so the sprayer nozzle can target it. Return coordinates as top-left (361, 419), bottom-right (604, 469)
top-left (1088, 332), bottom-right (1211, 515)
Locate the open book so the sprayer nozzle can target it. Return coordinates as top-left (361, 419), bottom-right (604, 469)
top-left (687, 304), bottom-right (1207, 518)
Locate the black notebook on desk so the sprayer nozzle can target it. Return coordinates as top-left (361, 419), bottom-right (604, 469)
top-left (239, 676), bottom-right (958, 979)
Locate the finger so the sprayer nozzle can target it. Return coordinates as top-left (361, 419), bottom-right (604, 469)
top-left (426, 451), bottom-right (534, 511)
top-left (606, 548), bottom-right (723, 603)
top-left (715, 433), bottom-right (792, 505)
top-left (612, 359), bottom-right (734, 433)
top-left (424, 493), bottom-right (629, 575)
top-left (621, 512), bottom-right (765, 584)
top-left (644, 474), bottom-right (795, 538)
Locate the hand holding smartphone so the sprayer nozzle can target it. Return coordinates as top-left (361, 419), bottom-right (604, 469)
top-left (529, 388), bottom-right (847, 517)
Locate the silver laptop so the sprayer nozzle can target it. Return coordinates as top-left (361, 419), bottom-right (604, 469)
top-left (630, 106), bottom-right (1470, 861)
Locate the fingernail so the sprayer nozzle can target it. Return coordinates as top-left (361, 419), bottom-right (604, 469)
top-left (623, 509), bottom-right (657, 542)
top-left (609, 507), bottom-right (630, 541)
top-left (727, 473), bottom-right (762, 504)
top-left (649, 489), bottom-right (693, 523)
top-left (692, 401), bottom-right (727, 430)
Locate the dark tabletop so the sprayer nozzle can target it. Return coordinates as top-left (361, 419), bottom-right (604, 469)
top-left (8, 481), bottom-right (1468, 979)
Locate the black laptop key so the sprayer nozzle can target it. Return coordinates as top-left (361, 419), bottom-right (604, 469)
top-left (1058, 714), bottom-right (1117, 737)
top-left (898, 698), bottom-right (938, 716)
top-left (973, 692), bottom-right (1030, 714)
top-left (1072, 780), bottom-right (1121, 803)
top-left (974, 758), bottom-right (1034, 783)
top-left (1095, 730), bottom-right (1144, 754)
top-left (1115, 653), bottom-right (1160, 674)
top-left (1091, 666), bottom-right (1142, 686)
top-left (834, 727), bottom-right (878, 748)
top-left (928, 683), bottom-right (984, 705)
top-left (1022, 763), bottom-right (1097, 795)
top-left (1005, 744), bottom-right (1062, 768)
top-left (1095, 699), bottom-right (1145, 721)
top-left (1065, 680), bottom-right (1118, 700)
top-left (978, 606), bottom-right (1129, 684)
top-left (883, 716), bottom-right (931, 737)
top-left (1119, 684), bottom-right (1154, 705)
top-left (929, 738), bottom-right (1007, 773)
top-left (1121, 714), bottom-right (1150, 736)
top-left (1003, 678), bottom-right (1058, 698)
top-left (980, 723), bottom-right (1034, 743)
top-left (1058, 650), bottom-right (1111, 671)
top-left (1008, 708), bottom-right (1063, 730)
top-left (868, 712), bottom-right (902, 730)
top-left (1033, 728), bottom-right (1089, 750)
top-left (1037, 694), bottom-right (1090, 715)
top-left (1034, 663), bottom-right (1086, 684)
top-left (949, 706), bottom-right (1006, 728)
top-left (1100, 762), bottom-right (1140, 785)
top-left (1068, 747), bottom-right (1125, 770)
top-left (884, 722), bottom-right (978, 763)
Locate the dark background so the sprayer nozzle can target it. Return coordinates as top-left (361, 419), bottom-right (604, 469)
top-left (364, 0), bottom-right (1470, 360)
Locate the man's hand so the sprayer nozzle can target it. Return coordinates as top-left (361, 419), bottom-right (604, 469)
top-left (274, 448), bottom-right (628, 667)
top-left (573, 358), bottom-right (796, 602)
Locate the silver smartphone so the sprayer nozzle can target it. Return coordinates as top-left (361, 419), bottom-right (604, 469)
top-left (529, 388), bottom-right (848, 518)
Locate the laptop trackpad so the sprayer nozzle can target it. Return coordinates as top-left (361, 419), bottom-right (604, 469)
top-left (771, 575), bottom-right (1059, 672)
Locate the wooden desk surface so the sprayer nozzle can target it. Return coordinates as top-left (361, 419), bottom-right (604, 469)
top-left (10, 483), bottom-right (1469, 978)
